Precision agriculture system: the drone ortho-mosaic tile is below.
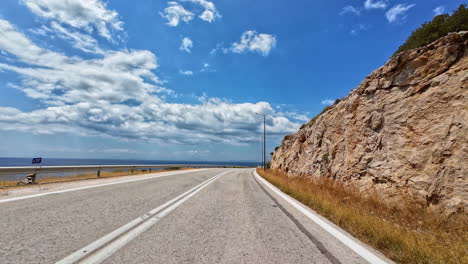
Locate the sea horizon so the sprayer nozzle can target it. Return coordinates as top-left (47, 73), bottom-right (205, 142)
top-left (0, 157), bottom-right (259, 167)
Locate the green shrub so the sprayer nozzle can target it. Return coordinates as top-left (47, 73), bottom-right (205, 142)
top-left (394, 4), bottom-right (468, 55)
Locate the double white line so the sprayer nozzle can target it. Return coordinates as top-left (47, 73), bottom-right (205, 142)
top-left (57, 170), bottom-right (230, 264)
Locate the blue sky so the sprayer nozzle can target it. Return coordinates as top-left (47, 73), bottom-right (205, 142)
top-left (0, 0), bottom-right (463, 162)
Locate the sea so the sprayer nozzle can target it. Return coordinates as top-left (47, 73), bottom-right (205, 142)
top-left (0, 157), bottom-right (258, 167)
top-left (0, 157), bottom-right (258, 182)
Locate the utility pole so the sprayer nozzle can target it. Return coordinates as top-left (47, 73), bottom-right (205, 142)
top-left (263, 115), bottom-right (266, 170)
top-left (260, 134), bottom-right (264, 169)
top-left (256, 113), bottom-right (267, 170)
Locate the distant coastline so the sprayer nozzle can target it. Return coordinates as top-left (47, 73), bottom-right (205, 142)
top-left (0, 157), bottom-right (258, 168)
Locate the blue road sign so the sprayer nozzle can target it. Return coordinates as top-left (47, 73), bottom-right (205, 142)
top-left (32, 157), bottom-right (42, 164)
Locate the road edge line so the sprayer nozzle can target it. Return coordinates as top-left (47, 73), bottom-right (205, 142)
top-left (0, 169), bottom-right (210, 204)
top-left (254, 170), bottom-right (390, 264)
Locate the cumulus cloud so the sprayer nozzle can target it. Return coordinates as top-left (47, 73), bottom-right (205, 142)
top-left (160, 1), bottom-right (194, 27)
top-left (179, 70), bottom-right (193, 76)
top-left (182, 0), bottom-right (220, 23)
top-left (179, 37), bottom-right (193, 53)
top-left (0, 19), bottom-right (301, 145)
top-left (364, 0), bottom-right (387, 10)
top-left (0, 19), bottom-right (162, 105)
top-left (231, 31), bottom-right (277, 56)
top-left (21, 0), bottom-right (123, 40)
top-left (385, 4), bottom-right (415, 23)
top-left (160, 0), bottom-right (219, 26)
top-left (321, 99), bottom-right (335, 106)
top-left (340, 6), bottom-right (360, 16)
top-left (433, 6), bottom-right (445, 16)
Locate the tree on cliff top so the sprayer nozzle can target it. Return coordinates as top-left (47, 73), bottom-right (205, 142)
top-left (394, 4), bottom-right (468, 55)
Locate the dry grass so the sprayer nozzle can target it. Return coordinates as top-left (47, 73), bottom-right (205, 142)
top-left (0, 168), bottom-right (190, 189)
top-left (257, 168), bottom-right (468, 264)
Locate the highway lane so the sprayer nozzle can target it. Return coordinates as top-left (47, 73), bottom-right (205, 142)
top-left (0, 169), bottom-right (224, 263)
top-left (0, 168), bottom-right (392, 264)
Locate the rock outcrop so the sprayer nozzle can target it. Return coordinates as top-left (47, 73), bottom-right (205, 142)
top-left (271, 32), bottom-right (468, 213)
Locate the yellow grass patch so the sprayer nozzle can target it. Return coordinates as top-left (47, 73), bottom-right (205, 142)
top-left (257, 169), bottom-right (468, 264)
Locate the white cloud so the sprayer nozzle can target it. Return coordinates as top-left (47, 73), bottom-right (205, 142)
top-left (0, 19), bottom-right (162, 105)
top-left (340, 6), bottom-right (360, 16)
top-left (0, 20), bottom-right (68, 67)
top-left (179, 70), bottom-right (193, 76)
top-left (49, 22), bottom-right (103, 54)
top-left (161, 0), bottom-right (219, 26)
top-left (29, 22), bottom-right (103, 55)
top-left (183, 0), bottom-right (220, 23)
top-left (200, 62), bottom-right (215, 72)
top-left (21, 0), bottom-right (123, 40)
top-left (28, 25), bottom-right (49, 36)
top-left (160, 1), bottom-right (194, 27)
top-left (89, 148), bottom-right (143, 154)
top-left (321, 99), bottom-right (335, 106)
top-left (0, 19), bottom-right (301, 145)
top-left (179, 37), bottom-right (193, 53)
top-left (210, 42), bottom-right (229, 55)
top-left (364, 0), bottom-right (387, 10)
top-left (385, 4), bottom-right (415, 23)
top-left (231, 31), bottom-right (277, 56)
top-left (281, 112), bottom-right (309, 122)
top-left (433, 6), bottom-right (445, 16)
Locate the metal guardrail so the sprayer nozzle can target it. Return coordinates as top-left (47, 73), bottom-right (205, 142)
top-left (0, 164), bottom-right (237, 177)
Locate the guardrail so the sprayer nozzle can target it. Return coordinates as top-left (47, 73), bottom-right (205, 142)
top-left (0, 164), bottom-right (236, 177)
top-left (0, 164), bottom-right (248, 186)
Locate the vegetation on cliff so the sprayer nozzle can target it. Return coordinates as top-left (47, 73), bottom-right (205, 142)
top-left (295, 4), bottom-right (467, 132)
top-left (395, 4), bottom-right (468, 55)
top-left (295, 4), bottom-right (468, 132)
top-left (274, 27), bottom-right (467, 212)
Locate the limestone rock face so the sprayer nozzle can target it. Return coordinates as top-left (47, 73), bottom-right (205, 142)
top-left (271, 32), bottom-right (468, 213)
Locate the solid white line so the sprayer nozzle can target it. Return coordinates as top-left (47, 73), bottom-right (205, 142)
top-left (254, 171), bottom-right (389, 264)
top-left (57, 170), bottom-right (230, 264)
top-left (0, 169), bottom-right (209, 204)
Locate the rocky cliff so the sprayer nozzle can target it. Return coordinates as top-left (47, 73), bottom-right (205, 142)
top-left (271, 32), bottom-right (468, 213)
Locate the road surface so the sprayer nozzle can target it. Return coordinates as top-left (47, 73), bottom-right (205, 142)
top-left (0, 169), bottom-right (392, 263)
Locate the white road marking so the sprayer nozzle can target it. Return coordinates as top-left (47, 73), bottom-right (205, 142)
top-left (57, 170), bottom-right (231, 264)
top-left (0, 169), bottom-right (209, 204)
top-left (254, 170), bottom-right (390, 264)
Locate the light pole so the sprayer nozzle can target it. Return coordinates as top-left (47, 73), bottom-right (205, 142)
top-left (255, 113), bottom-right (267, 170)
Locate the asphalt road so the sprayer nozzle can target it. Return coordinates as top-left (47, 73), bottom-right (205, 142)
top-left (0, 169), bottom-right (392, 264)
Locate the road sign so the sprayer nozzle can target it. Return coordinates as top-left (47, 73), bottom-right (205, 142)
top-left (32, 157), bottom-right (42, 164)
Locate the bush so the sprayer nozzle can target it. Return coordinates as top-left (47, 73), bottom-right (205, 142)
top-left (394, 4), bottom-right (468, 55)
